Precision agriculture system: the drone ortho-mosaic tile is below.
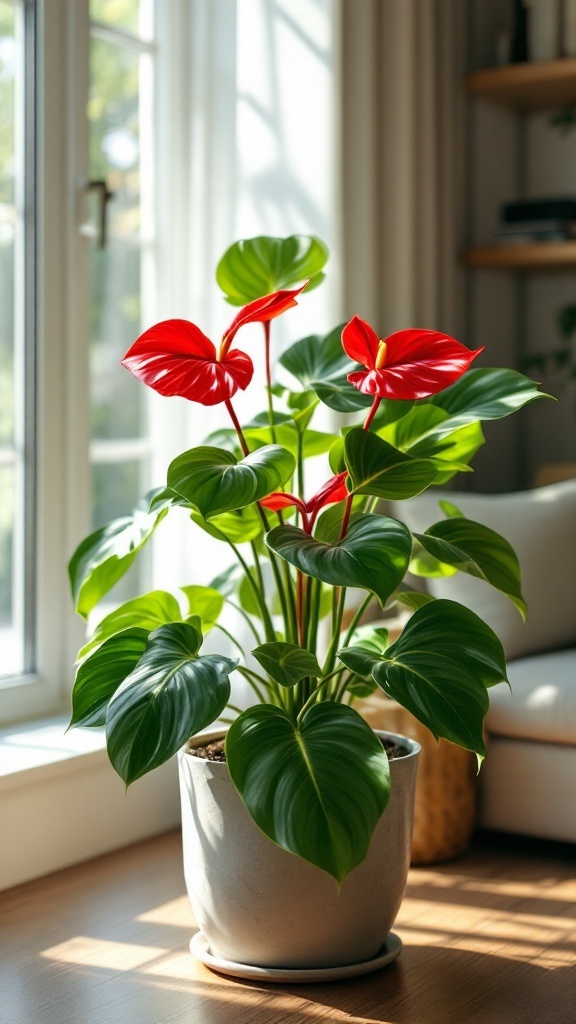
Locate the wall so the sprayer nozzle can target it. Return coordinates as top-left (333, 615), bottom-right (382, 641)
top-left (466, 0), bottom-right (576, 491)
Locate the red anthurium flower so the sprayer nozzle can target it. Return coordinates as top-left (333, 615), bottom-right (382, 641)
top-left (121, 319), bottom-right (254, 407)
top-left (219, 283), bottom-right (308, 358)
top-left (122, 286), bottom-right (306, 407)
top-left (343, 316), bottom-right (484, 401)
top-left (260, 473), bottom-right (349, 530)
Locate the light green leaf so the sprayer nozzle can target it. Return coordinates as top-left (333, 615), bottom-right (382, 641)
top-left (167, 444), bottom-right (295, 519)
top-left (79, 590), bottom-right (183, 658)
top-left (392, 590), bottom-right (436, 611)
top-left (106, 623), bottom-right (237, 785)
top-left (226, 702), bottom-right (391, 883)
top-left (180, 585), bottom-right (224, 630)
top-left (267, 513), bottom-right (412, 607)
top-left (70, 627), bottom-right (150, 728)
top-left (378, 405), bottom-right (485, 477)
top-left (216, 234), bottom-right (328, 305)
top-left (414, 517), bottom-right (526, 617)
top-left (344, 428), bottom-right (438, 501)
top-left (337, 626), bottom-right (389, 679)
top-left (68, 499), bottom-right (168, 618)
top-left (439, 500), bottom-right (464, 518)
top-left (190, 504), bottom-right (263, 544)
top-left (252, 642), bottom-right (322, 687)
top-left (409, 539), bottom-right (459, 578)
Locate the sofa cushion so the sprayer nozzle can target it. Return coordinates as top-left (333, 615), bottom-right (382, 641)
top-left (393, 479), bottom-right (576, 661)
top-left (487, 648), bottom-right (576, 745)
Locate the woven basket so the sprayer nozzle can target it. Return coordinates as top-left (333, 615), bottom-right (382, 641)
top-left (356, 693), bottom-right (477, 865)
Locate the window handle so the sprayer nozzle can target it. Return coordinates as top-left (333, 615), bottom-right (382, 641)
top-left (86, 179), bottom-right (114, 249)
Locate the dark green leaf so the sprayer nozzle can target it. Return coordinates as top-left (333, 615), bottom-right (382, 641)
top-left (337, 626), bottom-right (389, 679)
top-left (414, 518), bottom-right (526, 617)
top-left (68, 501), bottom-right (168, 618)
top-left (226, 702), bottom-right (390, 883)
top-left (279, 325), bottom-right (349, 388)
top-left (70, 628), bottom-right (150, 728)
top-left (216, 234), bottom-right (328, 305)
top-left (167, 444), bottom-right (295, 519)
top-left (252, 642), bottom-right (322, 687)
top-left (378, 405), bottom-right (485, 476)
top-left (312, 377), bottom-right (373, 412)
top-left (344, 428), bottom-right (438, 500)
top-left (106, 623), bottom-right (237, 785)
top-left (267, 513), bottom-right (412, 606)
top-left (353, 600), bottom-right (507, 757)
top-left (427, 368), bottom-right (551, 433)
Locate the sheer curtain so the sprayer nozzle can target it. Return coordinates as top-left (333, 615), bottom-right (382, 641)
top-left (340, 0), bottom-right (467, 338)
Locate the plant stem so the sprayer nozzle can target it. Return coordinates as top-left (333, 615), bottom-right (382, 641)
top-left (223, 598), bottom-right (263, 645)
top-left (263, 320), bottom-right (277, 444)
top-left (225, 398), bottom-right (250, 456)
top-left (322, 586), bottom-right (346, 675)
top-left (211, 622), bottom-right (245, 657)
top-left (236, 665), bottom-right (270, 704)
top-left (227, 539), bottom-right (276, 642)
top-left (363, 395), bottom-right (382, 431)
top-left (340, 592), bottom-right (374, 648)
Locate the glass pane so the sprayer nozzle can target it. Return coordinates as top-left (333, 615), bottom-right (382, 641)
top-left (89, 36), bottom-right (141, 236)
top-left (90, 242), bottom-right (144, 439)
top-left (0, 1), bottom-right (15, 207)
top-left (0, 226), bottom-right (14, 445)
top-left (91, 459), bottom-right (147, 603)
top-left (0, 463), bottom-right (22, 676)
top-left (90, 0), bottom-right (140, 35)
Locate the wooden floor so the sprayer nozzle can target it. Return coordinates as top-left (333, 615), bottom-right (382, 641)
top-left (1, 830), bottom-right (575, 1024)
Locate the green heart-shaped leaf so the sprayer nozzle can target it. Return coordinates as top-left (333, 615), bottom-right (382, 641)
top-left (378, 405), bottom-right (485, 477)
top-left (190, 504), bottom-right (263, 544)
top-left (79, 590), bottom-right (183, 658)
top-left (344, 428), bottom-right (438, 500)
top-left (71, 627), bottom-right (150, 728)
top-left (216, 234), bottom-right (328, 305)
top-left (340, 600), bottom-right (508, 758)
top-left (226, 702), bottom-right (391, 883)
top-left (251, 642), bottom-right (322, 687)
top-left (180, 585), bottom-right (224, 630)
top-left (267, 513), bottom-right (412, 606)
top-left (413, 518), bottom-right (526, 617)
top-left (427, 368), bottom-right (551, 433)
top-left (106, 622), bottom-right (237, 785)
top-left (279, 326), bottom-right (372, 412)
top-left (167, 444), bottom-right (295, 519)
top-left (68, 498), bottom-right (168, 617)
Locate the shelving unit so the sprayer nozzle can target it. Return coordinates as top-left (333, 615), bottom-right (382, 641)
top-left (464, 60), bottom-right (576, 272)
top-left (465, 58), bottom-right (576, 112)
top-left (463, 241), bottom-right (576, 272)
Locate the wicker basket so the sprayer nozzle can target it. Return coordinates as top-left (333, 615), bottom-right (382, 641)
top-left (356, 693), bottom-right (477, 865)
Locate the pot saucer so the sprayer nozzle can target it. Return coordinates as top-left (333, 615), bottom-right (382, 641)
top-left (190, 929), bottom-right (402, 983)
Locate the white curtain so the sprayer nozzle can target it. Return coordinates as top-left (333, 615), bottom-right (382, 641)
top-left (340, 0), bottom-right (467, 338)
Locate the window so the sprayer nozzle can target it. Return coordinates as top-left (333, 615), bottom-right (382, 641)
top-left (0, 0), bottom-right (341, 728)
top-left (0, 0), bottom-right (35, 681)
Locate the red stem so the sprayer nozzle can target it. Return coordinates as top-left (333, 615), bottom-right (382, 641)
top-left (225, 399), bottom-right (250, 457)
top-left (363, 395), bottom-right (382, 431)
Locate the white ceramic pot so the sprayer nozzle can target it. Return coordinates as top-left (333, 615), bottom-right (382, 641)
top-left (178, 728), bottom-right (421, 970)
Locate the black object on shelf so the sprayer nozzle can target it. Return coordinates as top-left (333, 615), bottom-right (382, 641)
top-left (510, 0), bottom-right (529, 63)
top-left (502, 198), bottom-right (576, 223)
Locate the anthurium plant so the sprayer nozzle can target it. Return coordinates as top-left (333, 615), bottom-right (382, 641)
top-left (69, 234), bottom-right (549, 885)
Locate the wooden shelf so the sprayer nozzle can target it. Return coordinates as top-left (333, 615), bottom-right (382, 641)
top-left (463, 240), bottom-right (576, 271)
top-left (466, 59), bottom-right (576, 111)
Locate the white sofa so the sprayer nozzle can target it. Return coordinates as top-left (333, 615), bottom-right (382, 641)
top-left (395, 478), bottom-right (576, 844)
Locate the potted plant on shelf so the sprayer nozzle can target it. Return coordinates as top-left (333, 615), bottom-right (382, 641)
top-left (68, 234), bottom-right (549, 981)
